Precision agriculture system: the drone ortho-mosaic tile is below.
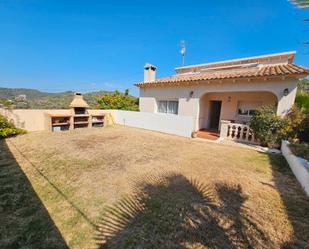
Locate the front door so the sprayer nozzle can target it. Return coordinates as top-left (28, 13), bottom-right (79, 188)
top-left (209, 101), bottom-right (222, 130)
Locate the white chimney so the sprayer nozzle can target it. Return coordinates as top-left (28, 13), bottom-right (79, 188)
top-left (144, 63), bottom-right (157, 82)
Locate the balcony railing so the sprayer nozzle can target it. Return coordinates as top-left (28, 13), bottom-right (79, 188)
top-left (220, 120), bottom-right (259, 144)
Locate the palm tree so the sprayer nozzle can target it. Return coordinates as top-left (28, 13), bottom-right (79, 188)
top-left (289, 1), bottom-right (309, 45)
top-left (290, 0), bottom-right (309, 8)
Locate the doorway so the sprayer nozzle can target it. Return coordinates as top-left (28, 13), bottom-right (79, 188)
top-left (209, 100), bottom-right (222, 130)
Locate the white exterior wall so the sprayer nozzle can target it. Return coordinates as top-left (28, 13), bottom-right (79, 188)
top-left (113, 110), bottom-right (194, 137)
top-left (139, 78), bottom-right (298, 130)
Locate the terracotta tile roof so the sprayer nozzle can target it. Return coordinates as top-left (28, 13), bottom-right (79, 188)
top-left (135, 63), bottom-right (309, 87)
top-left (174, 51), bottom-right (296, 73)
top-left (69, 93), bottom-right (89, 108)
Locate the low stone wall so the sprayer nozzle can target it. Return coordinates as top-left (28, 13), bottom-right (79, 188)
top-left (281, 140), bottom-right (309, 196)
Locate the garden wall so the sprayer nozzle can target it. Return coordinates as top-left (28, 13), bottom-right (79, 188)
top-left (112, 110), bottom-right (195, 138)
top-left (0, 108), bottom-right (48, 131)
top-left (281, 140), bottom-right (309, 196)
top-left (0, 108), bottom-right (195, 138)
top-left (0, 108), bottom-right (113, 132)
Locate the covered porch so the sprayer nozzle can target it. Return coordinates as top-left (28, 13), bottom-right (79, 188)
top-left (197, 91), bottom-right (278, 143)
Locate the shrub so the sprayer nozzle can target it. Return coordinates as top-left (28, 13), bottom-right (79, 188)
top-left (250, 105), bottom-right (288, 146)
top-left (295, 89), bottom-right (309, 114)
top-left (250, 105), bottom-right (308, 146)
top-left (299, 115), bottom-right (309, 143)
top-left (96, 90), bottom-right (139, 111)
top-left (295, 79), bottom-right (309, 143)
top-left (285, 105), bottom-right (305, 140)
top-left (0, 114), bottom-right (26, 138)
top-left (0, 98), bottom-right (13, 108)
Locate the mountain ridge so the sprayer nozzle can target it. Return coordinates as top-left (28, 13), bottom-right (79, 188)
top-left (0, 87), bottom-right (113, 109)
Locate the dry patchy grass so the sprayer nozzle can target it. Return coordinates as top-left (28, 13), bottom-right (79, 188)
top-left (1, 126), bottom-right (308, 248)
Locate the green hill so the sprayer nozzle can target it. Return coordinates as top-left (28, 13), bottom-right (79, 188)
top-left (0, 87), bottom-right (113, 109)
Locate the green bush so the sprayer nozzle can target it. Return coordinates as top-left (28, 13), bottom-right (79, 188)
top-left (0, 114), bottom-right (26, 138)
top-left (295, 79), bottom-right (309, 143)
top-left (96, 90), bottom-right (139, 111)
top-left (295, 90), bottom-right (309, 114)
top-left (298, 115), bottom-right (309, 143)
top-left (0, 98), bottom-right (13, 108)
top-left (250, 105), bottom-right (288, 146)
top-left (250, 105), bottom-right (308, 146)
top-left (250, 80), bottom-right (309, 145)
top-left (285, 105), bottom-right (306, 140)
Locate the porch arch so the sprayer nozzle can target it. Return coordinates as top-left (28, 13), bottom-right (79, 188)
top-left (198, 91), bottom-right (278, 131)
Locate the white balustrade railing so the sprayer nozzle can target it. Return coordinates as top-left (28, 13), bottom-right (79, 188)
top-left (220, 120), bottom-right (259, 144)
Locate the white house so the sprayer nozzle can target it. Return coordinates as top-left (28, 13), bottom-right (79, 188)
top-left (135, 51), bottom-right (308, 141)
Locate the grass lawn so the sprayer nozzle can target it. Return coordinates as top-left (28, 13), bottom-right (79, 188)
top-left (0, 126), bottom-right (308, 249)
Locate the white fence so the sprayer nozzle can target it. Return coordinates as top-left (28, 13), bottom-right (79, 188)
top-left (112, 110), bottom-right (195, 138)
top-left (281, 140), bottom-right (309, 196)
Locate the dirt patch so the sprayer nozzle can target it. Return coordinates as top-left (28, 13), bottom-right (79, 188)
top-left (70, 135), bottom-right (121, 150)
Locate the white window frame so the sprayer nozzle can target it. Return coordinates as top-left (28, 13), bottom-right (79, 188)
top-left (237, 101), bottom-right (262, 117)
top-left (157, 99), bottom-right (179, 115)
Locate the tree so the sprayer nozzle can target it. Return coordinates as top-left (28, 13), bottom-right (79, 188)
top-left (298, 78), bottom-right (309, 91)
top-left (96, 90), bottom-right (139, 111)
top-left (296, 79), bottom-right (309, 113)
top-left (289, 0), bottom-right (309, 45)
top-left (290, 0), bottom-right (309, 8)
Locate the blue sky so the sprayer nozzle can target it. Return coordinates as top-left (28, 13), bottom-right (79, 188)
top-left (0, 0), bottom-right (308, 96)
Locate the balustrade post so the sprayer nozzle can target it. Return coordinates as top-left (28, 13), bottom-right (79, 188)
top-left (219, 120), bottom-right (231, 139)
top-left (239, 125), bottom-right (244, 140)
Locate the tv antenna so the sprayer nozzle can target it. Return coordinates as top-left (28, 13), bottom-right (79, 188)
top-left (180, 40), bottom-right (186, 66)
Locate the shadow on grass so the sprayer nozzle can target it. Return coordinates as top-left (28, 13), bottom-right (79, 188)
top-left (8, 138), bottom-right (98, 230)
top-left (267, 153), bottom-right (309, 249)
top-left (0, 139), bottom-right (68, 249)
top-left (95, 171), bottom-right (271, 249)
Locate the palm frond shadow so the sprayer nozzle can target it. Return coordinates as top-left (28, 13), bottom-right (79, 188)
top-left (95, 171), bottom-right (271, 249)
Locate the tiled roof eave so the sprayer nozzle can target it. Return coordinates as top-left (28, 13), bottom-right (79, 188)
top-left (135, 73), bottom-right (307, 88)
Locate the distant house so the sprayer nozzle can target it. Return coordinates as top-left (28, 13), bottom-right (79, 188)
top-left (135, 51), bottom-right (309, 137)
top-left (15, 94), bottom-right (27, 101)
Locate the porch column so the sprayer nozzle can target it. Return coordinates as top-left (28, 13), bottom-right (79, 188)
top-left (219, 120), bottom-right (231, 139)
top-left (276, 87), bottom-right (297, 117)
